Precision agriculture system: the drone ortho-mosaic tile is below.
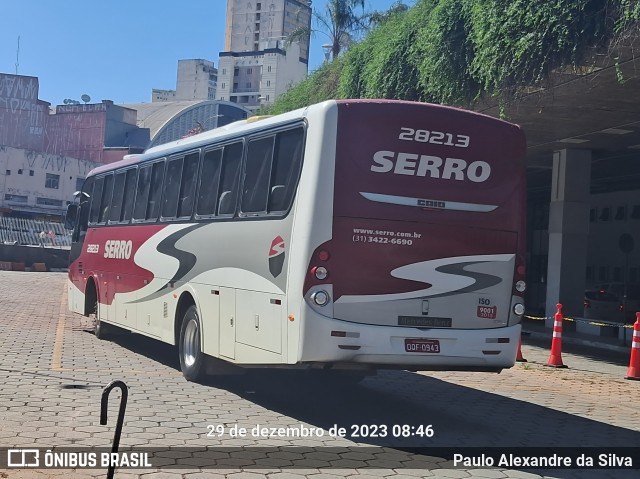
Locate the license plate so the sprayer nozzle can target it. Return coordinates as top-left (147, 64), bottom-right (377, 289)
top-left (405, 338), bottom-right (440, 353)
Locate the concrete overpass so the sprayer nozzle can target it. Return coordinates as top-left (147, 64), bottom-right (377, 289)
top-left (478, 43), bottom-right (640, 324)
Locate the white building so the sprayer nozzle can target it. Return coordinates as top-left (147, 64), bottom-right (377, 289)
top-left (216, 0), bottom-right (312, 112)
top-left (0, 146), bottom-right (99, 216)
top-left (153, 59), bottom-right (218, 103)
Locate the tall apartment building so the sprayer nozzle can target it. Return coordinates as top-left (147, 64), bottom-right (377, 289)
top-left (216, 0), bottom-right (312, 112)
top-left (152, 59), bottom-right (218, 102)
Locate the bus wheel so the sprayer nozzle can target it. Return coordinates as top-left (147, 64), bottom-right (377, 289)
top-left (179, 305), bottom-right (207, 382)
top-left (94, 301), bottom-right (110, 340)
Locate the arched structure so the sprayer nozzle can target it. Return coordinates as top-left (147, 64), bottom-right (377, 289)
top-left (121, 100), bottom-right (251, 149)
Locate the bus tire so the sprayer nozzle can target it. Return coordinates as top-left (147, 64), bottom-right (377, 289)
top-left (179, 305), bottom-right (207, 382)
top-left (94, 300), bottom-right (111, 340)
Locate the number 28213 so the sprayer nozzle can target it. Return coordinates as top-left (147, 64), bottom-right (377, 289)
top-left (399, 127), bottom-right (470, 148)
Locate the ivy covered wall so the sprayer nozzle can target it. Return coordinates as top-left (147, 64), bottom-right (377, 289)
top-left (268, 0), bottom-right (640, 114)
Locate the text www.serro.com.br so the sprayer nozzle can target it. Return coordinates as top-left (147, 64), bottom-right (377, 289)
top-left (352, 228), bottom-right (422, 239)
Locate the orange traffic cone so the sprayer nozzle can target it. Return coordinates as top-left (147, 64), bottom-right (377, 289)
top-left (516, 336), bottom-right (527, 362)
top-left (625, 313), bottom-right (640, 381)
top-left (546, 303), bottom-right (568, 368)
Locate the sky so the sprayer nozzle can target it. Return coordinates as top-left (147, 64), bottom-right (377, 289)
top-left (0, 0), bottom-right (412, 107)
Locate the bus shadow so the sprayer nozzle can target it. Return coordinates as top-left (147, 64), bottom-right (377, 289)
top-left (105, 331), bottom-right (180, 370)
top-left (220, 368), bottom-right (639, 445)
top-left (218, 370), bottom-right (640, 478)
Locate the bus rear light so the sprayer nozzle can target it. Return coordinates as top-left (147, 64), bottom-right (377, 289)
top-left (513, 303), bottom-right (525, 316)
top-left (312, 266), bottom-right (328, 280)
top-left (304, 241), bottom-right (333, 295)
top-left (513, 255), bottom-right (526, 296)
top-left (311, 290), bottom-right (330, 306)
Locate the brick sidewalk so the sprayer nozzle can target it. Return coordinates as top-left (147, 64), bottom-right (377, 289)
top-left (0, 272), bottom-right (638, 479)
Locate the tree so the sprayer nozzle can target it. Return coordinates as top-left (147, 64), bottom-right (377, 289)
top-left (366, 1), bottom-right (410, 27)
top-left (288, 0), bottom-right (366, 62)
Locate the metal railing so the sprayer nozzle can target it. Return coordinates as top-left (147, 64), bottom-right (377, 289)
top-left (0, 217), bottom-right (71, 249)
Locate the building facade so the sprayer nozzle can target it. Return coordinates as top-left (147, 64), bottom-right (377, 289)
top-left (152, 59), bottom-right (218, 103)
top-left (216, 0), bottom-right (312, 112)
top-left (0, 146), bottom-right (99, 217)
top-left (0, 73), bottom-right (149, 218)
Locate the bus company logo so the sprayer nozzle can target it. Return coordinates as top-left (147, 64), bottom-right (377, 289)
top-left (103, 240), bottom-right (133, 260)
top-left (371, 151), bottom-right (491, 183)
top-left (268, 236), bottom-right (285, 277)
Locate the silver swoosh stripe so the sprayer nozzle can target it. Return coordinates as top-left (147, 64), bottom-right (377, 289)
top-left (359, 192), bottom-right (498, 212)
top-left (335, 254), bottom-right (514, 304)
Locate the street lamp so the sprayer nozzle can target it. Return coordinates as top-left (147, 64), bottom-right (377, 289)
top-left (322, 44), bottom-right (332, 63)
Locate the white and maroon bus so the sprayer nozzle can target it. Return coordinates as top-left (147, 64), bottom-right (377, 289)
top-left (65, 99), bottom-right (527, 382)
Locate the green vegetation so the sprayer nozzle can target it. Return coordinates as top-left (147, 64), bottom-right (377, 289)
top-left (268, 0), bottom-right (640, 114)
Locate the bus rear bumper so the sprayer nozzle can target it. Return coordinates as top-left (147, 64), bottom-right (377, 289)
top-left (299, 310), bottom-right (521, 370)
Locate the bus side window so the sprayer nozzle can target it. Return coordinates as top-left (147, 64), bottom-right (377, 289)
top-left (77, 200), bottom-right (90, 241)
top-left (242, 136), bottom-right (274, 214)
top-left (162, 157), bottom-right (184, 219)
top-left (269, 185), bottom-right (285, 210)
top-left (145, 161), bottom-right (165, 221)
top-left (217, 142), bottom-right (243, 216)
top-left (133, 165), bottom-right (152, 221)
top-left (121, 168), bottom-right (137, 222)
top-left (268, 127), bottom-right (304, 213)
top-left (75, 177), bottom-right (94, 242)
top-left (98, 174), bottom-right (114, 224)
top-left (109, 171), bottom-right (126, 222)
top-left (196, 149), bottom-right (222, 216)
top-left (178, 152), bottom-right (200, 218)
top-left (89, 177), bottom-right (105, 224)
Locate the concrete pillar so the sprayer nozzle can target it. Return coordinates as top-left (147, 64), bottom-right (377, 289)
top-left (545, 149), bottom-right (591, 326)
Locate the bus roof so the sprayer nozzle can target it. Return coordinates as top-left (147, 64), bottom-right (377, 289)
top-left (86, 99), bottom-right (520, 178)
top-left (86, 102), bottom-right (321, 177)
top-left (335, 98), bottom-right (521, 128)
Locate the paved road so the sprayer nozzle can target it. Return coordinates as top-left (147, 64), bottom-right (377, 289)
top-left (0, 272), bottom-right (638, 479)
